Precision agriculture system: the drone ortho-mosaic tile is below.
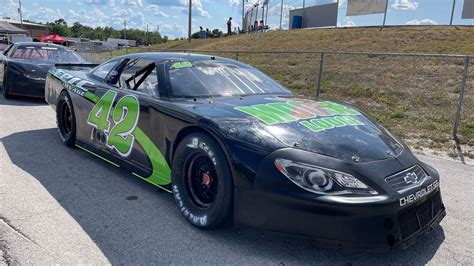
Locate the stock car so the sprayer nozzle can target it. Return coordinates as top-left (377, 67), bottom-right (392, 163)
top-left (0, 42), bottom-right (86, 98)
top-left (45, 53), bottom-right (445, 251)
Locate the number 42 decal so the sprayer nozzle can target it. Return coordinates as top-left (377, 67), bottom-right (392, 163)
top-left (87, 90), bottom-right (140, 157)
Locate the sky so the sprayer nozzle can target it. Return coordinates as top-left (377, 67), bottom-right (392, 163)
top-left (0, 0), bottom-right (472, 39)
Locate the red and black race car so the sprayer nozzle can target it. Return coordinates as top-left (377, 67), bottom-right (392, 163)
top-left (45, 53), bottom-right (445, 251)
top-left (0, 42), bottom-right (86, 98)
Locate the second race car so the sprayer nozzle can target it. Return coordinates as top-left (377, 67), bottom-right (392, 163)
top-left (45, 53), bottom-right (445, 251)
top-left (0, 42), bottom-right (86, 98)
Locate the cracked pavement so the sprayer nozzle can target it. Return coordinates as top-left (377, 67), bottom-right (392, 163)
top-left (0, 93), bottom-right (473, 264)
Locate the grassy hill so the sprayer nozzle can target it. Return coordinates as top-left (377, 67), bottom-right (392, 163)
top-left (112, 26), bottom-right (474, 159)
top-left (155, 26), bottom-right (474, 55)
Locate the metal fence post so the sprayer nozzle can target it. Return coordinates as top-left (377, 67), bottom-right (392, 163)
top-left (453, 56), bottom-right (469, 164)
top-left (316, 52), bottom-right (325, 100)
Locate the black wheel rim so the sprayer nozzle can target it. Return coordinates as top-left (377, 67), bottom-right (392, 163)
top-left (61, 101), bottom-right (72, 135)
top-left (185, 153), bottom-right (218, 209)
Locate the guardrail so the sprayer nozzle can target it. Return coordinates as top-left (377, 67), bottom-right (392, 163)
top-left (78, 48), bottom-right (473, 163)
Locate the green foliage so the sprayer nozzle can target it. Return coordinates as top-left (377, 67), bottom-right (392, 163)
top-left (191, 29), bottom-right (224, 39)
top-left (46, 20), bottom-right (167, 45)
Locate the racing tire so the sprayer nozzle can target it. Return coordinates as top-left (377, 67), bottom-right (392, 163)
top-left (56, 91), bottom-right (76, 148)
top-left (172, 133), bottom-right (233, 229)
top-left (2, 67), bottom-right (11, 99)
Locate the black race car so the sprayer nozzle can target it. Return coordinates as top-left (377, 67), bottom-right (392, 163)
top-left (0, 42), bottom-right (86, 98)
top-left (45, 53), bottom-right (445, 251)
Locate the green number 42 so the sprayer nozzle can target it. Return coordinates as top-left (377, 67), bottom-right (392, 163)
top-left (87, 90), bottom-right (140, 157)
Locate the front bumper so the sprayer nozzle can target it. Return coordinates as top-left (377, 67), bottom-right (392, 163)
top-left (235, 187), bottom-right (445, 251)
top-left (7, 69), bottom-right (46, 98)
top-left (233, 148), bottom-right (446, 251)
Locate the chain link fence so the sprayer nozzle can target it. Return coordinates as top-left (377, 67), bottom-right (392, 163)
top-left (76, 47), bottom-right (473, 163)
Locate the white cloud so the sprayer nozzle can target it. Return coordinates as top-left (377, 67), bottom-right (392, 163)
top-left (406, 18), bottom-right (438, 25)
top-left (67, 7), bottom-right (109, 27)
top-left (110, 7), bottom-right (145, 29)
top-left (267, 2), bottom-right (295, 28)
top-left (158, 22), bottom-right (186, 39)
top-left (121, 0), bottom-right (143, 7)
top-left (79, 0), bottom-right (115, 5)
top-left (179, 0), bottom-right (210, 18)
top-left (31, 7), bottom-right (63, 23)
top-left (229, 0), bottom-right (240, 6)
top-left (392, 0), bottom-right (419, 10)
top-left (338, 17), bottom-right (356, 27)
top-left (145, 4), bottom-right (169, 17)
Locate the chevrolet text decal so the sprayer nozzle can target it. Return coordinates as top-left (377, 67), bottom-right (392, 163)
top-left (399, 180), bottom-right (439, 207)
top-left (234, 100), bottom-right (364, 132)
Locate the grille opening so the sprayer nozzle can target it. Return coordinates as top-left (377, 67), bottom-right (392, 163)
top-left (398, 191), bottom-right (443, 240)
top-left (384, 217), bottom-right (394, 230)
top-left (386, 234), bottom-right (396, 248)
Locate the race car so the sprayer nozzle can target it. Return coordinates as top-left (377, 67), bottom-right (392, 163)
top-left (0, 42), bottom-right (86, 98)
top-left (45, 53), bottom-right (445, 251)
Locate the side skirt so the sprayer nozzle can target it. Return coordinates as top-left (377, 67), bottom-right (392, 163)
top-left (75, 139), bottom-right (172, 193)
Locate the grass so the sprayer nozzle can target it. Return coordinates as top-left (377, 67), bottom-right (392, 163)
top-left (83, 26), bottom-right (474, 155)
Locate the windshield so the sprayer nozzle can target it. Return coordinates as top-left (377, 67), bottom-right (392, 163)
top-left (11, 45), bottom-right (84, 63)
top-left (167, 60), bottom-right (291, 97)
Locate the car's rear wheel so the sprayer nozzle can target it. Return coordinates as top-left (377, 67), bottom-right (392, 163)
top-left (3, 67), bottom-right (11, 99)
top-left (172, 133), bottom-right (233, 229)
top-left (56, 91), bottom-right (76, 147)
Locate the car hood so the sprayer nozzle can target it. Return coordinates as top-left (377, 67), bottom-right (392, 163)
top-left (171, 95), bottom-right (404, 163)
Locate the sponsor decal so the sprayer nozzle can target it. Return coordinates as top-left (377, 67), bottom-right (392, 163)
top-left (234, 100), bottom-right (364, 132)
top-left (50, 69), bottom-right (96, 99)
top-left (50, 68), bottom-right (172, 185)
top-left (84, 89), bottom-right (171, 185)
top-left (173, 185), bottom-right (208, 226)
top-left (171, 61), bottom-right (193, 69)
top-left (187, 137), bottom-right (217, 166)
top-left (87, 91), bottom-right (140, 157)
top-left (399, 180), bottom-right (439, 207)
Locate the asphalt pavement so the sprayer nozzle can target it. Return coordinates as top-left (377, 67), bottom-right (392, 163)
top-left (0, 93), bottom-right (473, 265)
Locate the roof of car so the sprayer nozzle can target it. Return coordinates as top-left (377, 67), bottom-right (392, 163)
top-left (115, 52), bottom-right (238, 64)
top-left (13, 42), bottom-right (69, 49)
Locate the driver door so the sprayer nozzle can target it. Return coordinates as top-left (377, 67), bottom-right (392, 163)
top-left (81, 58), bottom-right (159, 172)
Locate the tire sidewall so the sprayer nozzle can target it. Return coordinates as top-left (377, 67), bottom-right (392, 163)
top-left (56, 91), bottom-right (76, 147)
top-left (172, 133), bottom-right (233, 229)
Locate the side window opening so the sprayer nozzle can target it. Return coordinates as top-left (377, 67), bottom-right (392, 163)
top-left (92, 60), bottom-right (118, 80)
top-left (114, 58), bottom-right (158, 97)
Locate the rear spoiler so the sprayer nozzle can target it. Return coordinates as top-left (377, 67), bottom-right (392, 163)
top-left (54, 63), bottom-right (99, 71)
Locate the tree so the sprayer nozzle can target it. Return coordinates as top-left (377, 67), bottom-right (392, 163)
top-left (42, 19), bottom-right (169, 45)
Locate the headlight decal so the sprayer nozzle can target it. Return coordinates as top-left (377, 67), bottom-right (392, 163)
top-left (274, 159), bottom-right (378, 195)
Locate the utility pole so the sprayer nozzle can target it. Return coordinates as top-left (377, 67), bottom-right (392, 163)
top-left (123, 19), bottom-right (127, 39)
top-left (188, 0), bottom-right (192, 42)
top-left (146, 24), bottom-right (149, 45)
top-left (302, 0), bottom-right (305, 28)
top-left (242, 0), bottom-right (245, 32)
top-left (18, 0), bottom-right (23, 28)
top-left (265, 1), bottom-right (269, 28)
top-left (124, 19), bottom-right (128, 54)
top-left (279, 0), bottom-right (284, 30)
top-left (450, 0), bottom-right (456, 26)
top-left (381, 0), bottom-right (389, 29)
top-left (255, 3), bottom-right (259, 28)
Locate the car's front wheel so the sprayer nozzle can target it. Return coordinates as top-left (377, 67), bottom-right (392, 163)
top-left (56, 91), bottom-right (76, 147)
top-left (172, 133), bottom-right (233, 229)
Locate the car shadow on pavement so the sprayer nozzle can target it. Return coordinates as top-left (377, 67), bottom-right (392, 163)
top-left (1, 128), bottom-right (446, 264)
top-left (0, 89), bottom-right (47, 106)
